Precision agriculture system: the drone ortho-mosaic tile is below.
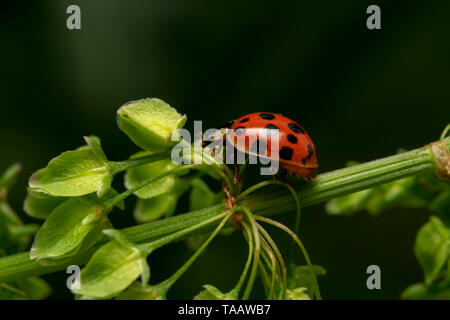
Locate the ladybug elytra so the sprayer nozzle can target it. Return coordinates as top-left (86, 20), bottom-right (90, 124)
top-left (227, 112), bottom-right (318, 179)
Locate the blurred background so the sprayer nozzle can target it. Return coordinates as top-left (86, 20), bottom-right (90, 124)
top-left (1, 0), bottom-right (449, 299)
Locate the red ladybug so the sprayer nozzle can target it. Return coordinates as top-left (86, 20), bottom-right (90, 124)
top-left (227, 112), bottom-right (318, 179)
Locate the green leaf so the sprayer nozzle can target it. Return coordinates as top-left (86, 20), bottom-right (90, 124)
top-left (415, 216), bottom-right (450, 284)
top-left (326, 189), bottom-right (373, 215)
top-left (189, 178), bottom-right (223, 212)
top-left (115, 282), bottom-right (166, 300)
top-left (285, 287), bottom-right (311, 300)
top-left (124, 151), bottom-right (177, 199)
top-left (134, 193), bottom-right (178, 224)
top-left (23, 190), bottom-right (65, 220)
top-left (0, 200), bottom-right (22, 226)
top-left (29, 136), bottom-right (112, 197)
top-left (193, 284), bottom-right (236, 300)
top-left (0, 277), bottom-right (51, 300)
top-left (287, 263), bottom-right (326, 299)
top-left (402, 282), bottom-right (450, 300)
top-left (0, 163), bottom-right (22, 195)
top-left (117, 98), bottom-right (187, 152)
top-left (326, 176), bottom-right (430, 216)
top-left (430, 190), bottom-right (450, 219)
top-left (30, 191), bottom-right (119, 260)
top-left (84, 136), bottom-right (108, 162)
top-left (37, 218), bottom-right (113, 267)
top-left (72, 235), bottom-right (148, 299)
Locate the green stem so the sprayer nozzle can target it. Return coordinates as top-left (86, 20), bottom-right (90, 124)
top-left (104, 164), bottom-right (200, 211)
top-left (241, 206), bottom-right (260, 300)
top-left (0, 282), bottom-right (27, 297)
top-left (440, 123), bottom-right (450, 140)
top-left (109, 151), bottom-right (172, 175)
top-left (0, 138), bottom-right (448, 282)
top-left (238, 180), bottom-right (302, 262)
top-left (257, 223), bottom-right (287, 299)
top-left (257, 260), bottom-right (272, 298)
top-left (231, 221), bottom-right (254, 297)
top-left (9, 224), bottom-right (40, 237)
top-left (258, 235), bottom-right (277, 300)
top-left (141, 207), bottom-right (237, 252)
top-left (155, 209), bottom-right (235, 293)
top-left (254, 215), bottom-right (321, 300)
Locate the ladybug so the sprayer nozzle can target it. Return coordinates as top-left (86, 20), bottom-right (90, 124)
top-left (226, 112), bottom-right (318, 179)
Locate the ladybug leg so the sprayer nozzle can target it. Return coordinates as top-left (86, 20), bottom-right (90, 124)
top-left (233, 163), bottom-right (240, 185)
top-left (222, 182), bottom-right (241, 230)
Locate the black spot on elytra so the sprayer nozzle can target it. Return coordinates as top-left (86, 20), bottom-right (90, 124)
top-left (288, 123), bottom-right (305, 134)
top-left (259, 113), bottom-right (275, 120)
top-left (302, 158), bottom-right (307, 165)
top-left (279, 146), bottom-right (293, 161)
top-left (235, 127), bottom-right (245, 135)
top-left (250, 140), bottom-right (267, 155)
top-left (286, 134), bottom-right (298, 144)
top-left (265, 123), bottom-right (279, 130)
top-left (263, 123), bottom-right (279, 137)
top-left (307, 144), bottom-right (314, 158)
top-left (239, 117), bottom-right (250, 123)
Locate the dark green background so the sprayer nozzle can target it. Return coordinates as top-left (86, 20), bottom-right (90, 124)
top-left (1, 0), bottom-right (449, 299)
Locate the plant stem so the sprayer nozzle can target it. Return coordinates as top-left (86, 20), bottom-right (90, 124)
top-left (258, 235), bottom-right (277, 299)
top-left (257, 222), bottom-right (287, 299)
top-left (155, 209), bottom-right (234, 293)
top-left (231, 221), bottom-right (254, 297)
top-left (104, 164), bottom-right (200, 211)
top-left (0, 138), bottom-right (448, 282)
top-left (140, 207), bottom-right (236, 252)
top-left (241, 206), bottom-right (261, 300)
top-left (109, 151), bottom-right (172, 175)
top-left (254, 215), bottom-right (321, 300)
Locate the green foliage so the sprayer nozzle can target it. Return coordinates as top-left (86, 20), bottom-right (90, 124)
top-left (124, 151), bottom-right (177, 199)
top-left (326, 174), bottom-right (447, 216)
top-left (0, 163), bottom-right (22, 194)
top-left (194, 284), bottom-right (237, 300)
top-left (115, 282), bottom-right (166, 300)
top-left (287, 264), bottom-right (326, 299)
top-left (401, 216), bottom-right (450, 299)
top-left (30, 190), bottom-right (120, 261)
top-left (0, 99), bottom-right (448, 301)
top-left (73, 230), bottom-right (149, 299)
top-left (0, 164), bottom-right (50, 300)
top-left (402, 282), bottom-right (450, 300)
top-left (117, 98), bottom-right (187, 152)
top-left (326, 159), bottom-right (450, 299)
top-left (415, 216), bottom-right (449, 284)
top-left (285, 287), bottom-right (311, 300)
top-left (189, 178), bottom-right (224, 212)
top-left (29, 136), bottom-right (112, 197)
top-left (0, 277), bottom-right (51, 300)
top-left (134, 194), bottom-right (178, 223)
top-left (23, 190), bottom-right (65, 220)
